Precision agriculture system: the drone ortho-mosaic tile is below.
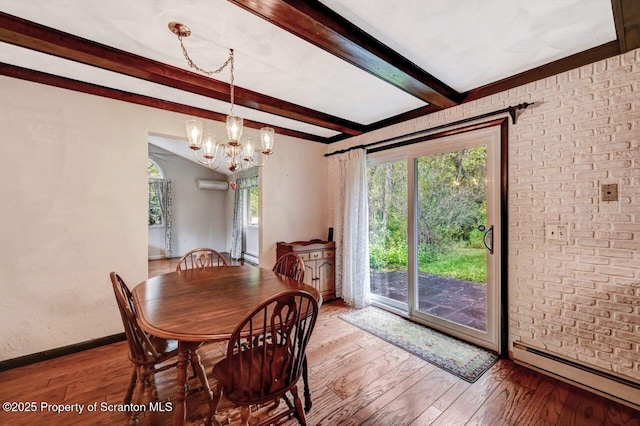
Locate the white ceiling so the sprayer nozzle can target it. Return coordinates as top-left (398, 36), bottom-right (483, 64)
top-left (0, 0), bottom-right (618, 170)
top-left (321, 0), bottom-right (616, 92)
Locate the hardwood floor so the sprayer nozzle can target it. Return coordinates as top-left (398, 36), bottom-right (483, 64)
top-left (0, 261), bottom-right (637, 425)
top-left (148, 256), bottom-right (181, 277)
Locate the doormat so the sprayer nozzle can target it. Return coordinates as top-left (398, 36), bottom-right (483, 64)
top-left (339, 306), bottom-right (498, 383)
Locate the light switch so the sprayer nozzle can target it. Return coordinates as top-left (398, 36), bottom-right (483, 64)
top-left (601, 184), bottom-right (618, 201)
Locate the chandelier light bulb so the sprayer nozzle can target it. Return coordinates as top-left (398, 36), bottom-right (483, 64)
top-left (244, 141), bottom-right (255, 160)
top-left (226, 115), bottom-right (243, 145)
top-left (186, 119), bottom-right (203, 150)
top-left (202, 134), bottom-right (217, 159)
top-left (260, 127), bottom-right (275, 154)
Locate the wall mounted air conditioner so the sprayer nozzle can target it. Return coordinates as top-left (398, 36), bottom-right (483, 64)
top-left (197, 180), bottom-right (229, 191)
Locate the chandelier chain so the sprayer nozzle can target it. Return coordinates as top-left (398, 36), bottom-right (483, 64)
top-left (177, 36), bottom-right (233, 76)
top-left (178, 36), bottom-right (235, 115)
top-left (229, 50), bottom-right (235, 116)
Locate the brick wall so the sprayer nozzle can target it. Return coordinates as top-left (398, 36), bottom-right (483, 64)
top-left (328, 47), bottom-right (640, 382)
top-left (509, 49), bottom-right (640, 381)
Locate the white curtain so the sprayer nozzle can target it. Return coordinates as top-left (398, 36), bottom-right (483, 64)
top-left (332, 149), bottom-right (370, 308)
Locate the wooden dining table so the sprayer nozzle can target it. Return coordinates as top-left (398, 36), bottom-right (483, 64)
top-left (132, 265), bottom-right (322, 426)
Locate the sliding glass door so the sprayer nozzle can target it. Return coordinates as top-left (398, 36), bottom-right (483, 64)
top-left (368, 124), bottom-right (503, 351)
top-left (413, 142), bottom-right (494, 339)
top-left (368, 159), bottom-right (408, 311)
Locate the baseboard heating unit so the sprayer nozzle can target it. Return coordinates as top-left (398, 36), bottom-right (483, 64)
top-left (513, 342), bottom-right (640, 410)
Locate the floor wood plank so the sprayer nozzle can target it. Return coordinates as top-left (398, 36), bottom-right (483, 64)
top-left (1, 272), bottom-right (638, 426)
top-left (327, 346), bottom-right (411, 399)
top-left (354, 361), bottom-right (434, 421)
top-left (429, 359), bottom-right (513, 426)
top-left (515, 376), bottom-right (571, 426)
top-left (361, 367), bottom-right (460, 425)
top-left (315, 357), bottom-right (430, 425)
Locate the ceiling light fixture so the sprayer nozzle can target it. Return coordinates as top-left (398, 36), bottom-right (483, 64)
top-left (168, 22), bottom-right (274, 179)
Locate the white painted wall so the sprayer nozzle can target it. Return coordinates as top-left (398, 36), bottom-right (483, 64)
top-left (0, 76), bottom-right (328, 361)
top-left (148, 144), bottom-right (228, 257)
top-left (260, 135), bottom-right (329, 269)
top-left (0, 77), bottom-right (147, 360)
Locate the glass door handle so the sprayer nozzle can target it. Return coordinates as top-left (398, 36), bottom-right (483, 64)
top-left (478, 225), bottom-right (494, 254)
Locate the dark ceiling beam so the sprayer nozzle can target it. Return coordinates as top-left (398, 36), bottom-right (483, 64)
top-left (460, 41), bottom-right (621, 104)
top-left (0, 11), bottom-right (363, 136)
top-left (0, 63), bottom-right (328, 142)
top-left (325, 104), bottom-right (443, 144)
top-left (365, 104), bottom-right (442, 132)
top-left (611, 0), bottom-right (640, 52)
top-left (228, 0), bottom-right (461, 108)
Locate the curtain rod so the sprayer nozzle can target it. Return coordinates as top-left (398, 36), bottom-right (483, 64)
top-left (324, 102), bottom-right (534, 157)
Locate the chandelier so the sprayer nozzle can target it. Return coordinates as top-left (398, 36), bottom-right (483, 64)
top-left (168, 22), bottom-right (274, 176)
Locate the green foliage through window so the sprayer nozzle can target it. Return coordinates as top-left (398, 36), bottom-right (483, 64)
top-left (248, 186), bottom-right (259, 225)
top-left (148, 159), bottom-right (163, 226)
top-left (368, 146), bottom-right (488, 283)
top-left (368, 161), bottom-right (408, 270)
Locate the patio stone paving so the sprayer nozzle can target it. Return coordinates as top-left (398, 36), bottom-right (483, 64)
top-left (370, 270), bottom-right (488, 331)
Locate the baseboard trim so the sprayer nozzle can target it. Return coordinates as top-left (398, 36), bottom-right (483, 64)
top-left (0, 333), bottom-right (126, 372)
top-left (513, 342), bottom-right (640, 410)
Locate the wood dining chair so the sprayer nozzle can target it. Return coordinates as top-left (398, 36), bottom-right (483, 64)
top-left (273, 252), bottom-right (305, 282)
top-left (110, 272), bottom-right (210, 424)
top-left (176, 248), bottom-right (228, 271)
top-left (272, 252), bottom-right (316, 411)
top-left (209, 290), bottom-right (319, 426)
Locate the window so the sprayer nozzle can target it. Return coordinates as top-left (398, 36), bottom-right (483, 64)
top-left (368, 159), bottom-right (408, 306)
top-left (148, 159), bottom-right (164, 226)
top-left (247, 186), bottom-right (259, 225)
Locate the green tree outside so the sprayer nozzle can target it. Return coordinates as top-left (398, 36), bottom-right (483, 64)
top-left (368, 146), bottom-right (487, 283)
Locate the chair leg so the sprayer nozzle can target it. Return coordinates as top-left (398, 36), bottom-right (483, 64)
top-left (269, 398), bottom-right (281, 412)
top-left (302, 355), bottom-right (312, 412)
top-left (240, 405), bottom-right (251, 426)
top-left (133, 366), bottom-right (147, 403)
top-left (207, 382), bottom-right (224, 426)
top-left (124, 364), bottom-right (137, 405)
top-left (146, 367), bottom-right (160, 401)
top-left (282, 393), bottom-right (293, 409)
top-left (128, 366), bottom-right (146, 425)
top-left (291, 385), bottom-right (307, 426)
top-left (191, 349), bottom-right (213, 399)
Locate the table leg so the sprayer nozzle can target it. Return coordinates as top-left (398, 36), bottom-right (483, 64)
top-left (174, 342), bottom-right (216, 426)
top-left (173, 342), bottom-right (190, 426)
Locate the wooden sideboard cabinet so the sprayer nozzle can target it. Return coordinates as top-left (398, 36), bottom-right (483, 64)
top-left (276, 239), bottom-right (336, 301)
